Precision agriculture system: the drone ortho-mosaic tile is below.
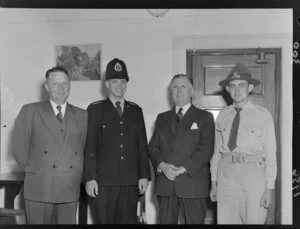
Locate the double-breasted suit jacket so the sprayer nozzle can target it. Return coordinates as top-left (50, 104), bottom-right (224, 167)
top-left (149, 105), bottom-right (215, 198)
top-left (83, 98), bottom-right (151, 186)
top-left (12, 100), bottom-right (88, 203)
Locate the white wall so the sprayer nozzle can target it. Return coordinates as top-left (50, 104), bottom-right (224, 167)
top-left (0, 9), bottom-right (292, 224)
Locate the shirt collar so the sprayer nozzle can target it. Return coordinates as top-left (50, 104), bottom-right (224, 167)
top-left (109, 96), bottom-right (125, 110)
top-left (232, 99), bottom-right (253, 111)
top-left (176, 102), bottom-right (191, 116)
top-left (49, 100), bottom-right (67, 117)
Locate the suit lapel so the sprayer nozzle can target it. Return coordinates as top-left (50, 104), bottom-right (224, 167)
top-left (177, 105), bottom-right (196, 133)
top-left (167, 109), bottom-right (177, 136)
top-left (56, 103), bottom-right (76, 159)
top-left (40, 100), bottom-right (63, 145)
top-left (63, 103), bottom-right (76, 145)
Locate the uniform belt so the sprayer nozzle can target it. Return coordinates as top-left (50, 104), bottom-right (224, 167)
top-left (221, 153), bottom-right (260, 164)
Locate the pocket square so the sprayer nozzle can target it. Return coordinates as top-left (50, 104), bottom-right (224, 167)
top-left (190, 122), bottom-right (199, 130)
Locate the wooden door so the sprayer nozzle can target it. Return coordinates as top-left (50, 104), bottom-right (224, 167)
top-left (187, 48), bottom-right (281, 224)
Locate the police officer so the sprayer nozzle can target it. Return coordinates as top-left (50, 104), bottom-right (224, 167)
top-left (210, 63), bottom-right (277, 224)
top-left (83, 58), bottom-right (151, 224)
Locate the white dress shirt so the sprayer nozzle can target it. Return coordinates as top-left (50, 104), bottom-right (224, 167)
top-left (175, 102), bottom-right (191, 116)
top-left (49, 100), bottom-right (67, 118)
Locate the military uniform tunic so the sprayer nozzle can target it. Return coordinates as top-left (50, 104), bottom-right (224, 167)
top-left (210, 100), bottom-right (277, 224)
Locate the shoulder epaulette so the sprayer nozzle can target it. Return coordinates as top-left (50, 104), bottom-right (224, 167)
top-left (127, 101), bottom-right (140, 107)
top-left (87, 100), bottom-right (105, 109)
top-left (91, 100), bottom-right (105, 105)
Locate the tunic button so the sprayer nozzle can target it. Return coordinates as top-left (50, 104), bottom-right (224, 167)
top-left (53, 165), bottom-right (56, 168)
top-left (103, 125), bottom-right (106, 128)
top-left (121, 156), bottom-right (124, 160)
top-left (70, 165), bottom-right (73, 168)
top-left (44, 151), bottom-right (47, 154)
top-left (120, 145), bottom-right (123, 148)
top-left (121, 133), bottom-right (123, 136)
top-left (120, 121), bottom-right (123, 124)
top-left (75, 152), bottom-right (78, 155)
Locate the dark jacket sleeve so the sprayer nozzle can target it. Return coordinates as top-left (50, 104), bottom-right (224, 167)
top-left (83, 104), bottom-right (98, 182)
top-left (12, 105), bottom-right (32, 171)
top-left (182, 112), bottom-right (215, 177)
top-left (148, 114), bottom-right (164, 171)
top-left (137, 107), bottom-right (151, 180)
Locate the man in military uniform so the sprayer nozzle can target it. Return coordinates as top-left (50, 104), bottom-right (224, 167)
top-left (210, 63), bottom-right (277, 224)
top-left (83, 58), bottom-right (151, 224)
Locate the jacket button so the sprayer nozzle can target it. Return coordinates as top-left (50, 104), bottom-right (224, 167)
top-left (120, 121), bottom-right (123, 124)
top-left (120, 145), bottom-right (123, 148)
top-left (70, 165), bottom-right (73, 168)
top-left (120, 133), bottom-right (123, 136)
top-left (44, 151), bottom-right (47, 154)
top-left (121, 156), bottom-right (124, 160)
top-left (75, 152), bottom-right (78, 155)
top-left (53, 165), bottom-right (56, 168)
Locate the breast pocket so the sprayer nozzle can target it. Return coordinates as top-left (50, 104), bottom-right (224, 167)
top-left (126, 120), bottom-right (138, 136)
top-left (185, 128), bottom-right (201, 142)
top-left (238, 124), bottom-right (262, 147)
top-left (97, 121), bottom-right (112, 142)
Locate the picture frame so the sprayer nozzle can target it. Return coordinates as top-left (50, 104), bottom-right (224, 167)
top-left (55, 43), bottom-right (101, 81)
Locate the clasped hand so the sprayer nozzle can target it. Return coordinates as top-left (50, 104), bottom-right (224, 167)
top-left (159, 162), bottom-right (186, 181)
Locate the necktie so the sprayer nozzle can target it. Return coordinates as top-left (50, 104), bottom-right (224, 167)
top-left (227, 107), bottom-right (242, 152)
top-left (56, 105), bottom-right (63, 123)
top-left (176, 107), bottom-right (183, 122)
top-left (115, 101), bottom-right (122, 117)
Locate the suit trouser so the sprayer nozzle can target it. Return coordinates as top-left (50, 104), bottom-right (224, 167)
top-left (95, 186), bottom-right (139, 224)
top-left (24, 199), bottom-right (77, 224)
top-left (217, 160), bottom-right (267, 224)
top-left (157, 190), bottom-right (207, 224)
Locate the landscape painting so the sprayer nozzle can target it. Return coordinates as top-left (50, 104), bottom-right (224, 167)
top-left (55, 43), bottom-right (101, 80)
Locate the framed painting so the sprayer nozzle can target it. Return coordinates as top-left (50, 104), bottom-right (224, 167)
top-left (55, 43), bottom-right (101, 80)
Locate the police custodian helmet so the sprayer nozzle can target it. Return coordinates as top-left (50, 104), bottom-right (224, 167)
top-left (105, 58), bottom-right (129, 82)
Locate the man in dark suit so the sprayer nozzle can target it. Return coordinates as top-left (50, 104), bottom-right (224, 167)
top-left (83, 58), bottom-right (151, 224)
top-left (12, 66), bottom-right (88, 224)
top-left (148, 74), bottom-right (215, 224)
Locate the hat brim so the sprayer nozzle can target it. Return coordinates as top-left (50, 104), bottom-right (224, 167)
top-left (105, 73), bottom-right (129, 82)
top-left (219, 77), bottom-right (260, 87)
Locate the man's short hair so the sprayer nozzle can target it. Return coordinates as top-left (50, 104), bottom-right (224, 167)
top-left (45, 66), bottom-right (69, 79)
top-left (170, 74), bottom-right (193, 86)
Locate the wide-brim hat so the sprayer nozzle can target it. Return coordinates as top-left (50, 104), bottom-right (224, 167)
top-left (219, 63), bottom-right (260, 87)
top-left (105, 58), bottom-right (129, 82)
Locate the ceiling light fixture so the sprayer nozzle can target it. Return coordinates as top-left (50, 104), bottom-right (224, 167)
top-left (146, 9), bottom-right (169, 18)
